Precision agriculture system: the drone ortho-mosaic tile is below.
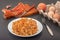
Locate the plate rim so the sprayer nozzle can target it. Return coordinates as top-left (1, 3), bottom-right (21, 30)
top-left (8, 18), bottom-right (43, 37)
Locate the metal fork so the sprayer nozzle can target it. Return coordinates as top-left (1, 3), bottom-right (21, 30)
top-left (42, 18), bottom-right (54, 36)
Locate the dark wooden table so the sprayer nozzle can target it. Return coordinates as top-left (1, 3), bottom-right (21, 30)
top-left (0, 0), bottom-right (60, 40)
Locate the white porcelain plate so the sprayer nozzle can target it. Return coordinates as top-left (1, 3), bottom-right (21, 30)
top-left (8, 18), bottom-right (43, 37)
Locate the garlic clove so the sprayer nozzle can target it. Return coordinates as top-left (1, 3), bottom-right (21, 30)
top-left (48, 11), bottom-right (54, 18)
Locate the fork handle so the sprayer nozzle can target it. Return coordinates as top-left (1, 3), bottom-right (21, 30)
top-left (46, 24), bottom-right (54, 36)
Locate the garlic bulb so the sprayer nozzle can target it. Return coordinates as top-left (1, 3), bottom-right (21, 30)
top-left (49, 6), bottom-right (56, 12)
top-left (53, 13), bottom-right (60, 21)
top-left (48, 11), bottom-right (54, 18)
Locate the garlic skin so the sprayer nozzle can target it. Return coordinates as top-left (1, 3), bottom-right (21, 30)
top-left (6, 5), bottom-right (11, 9)
top-left (48, 11), bottom-right (54, 18)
